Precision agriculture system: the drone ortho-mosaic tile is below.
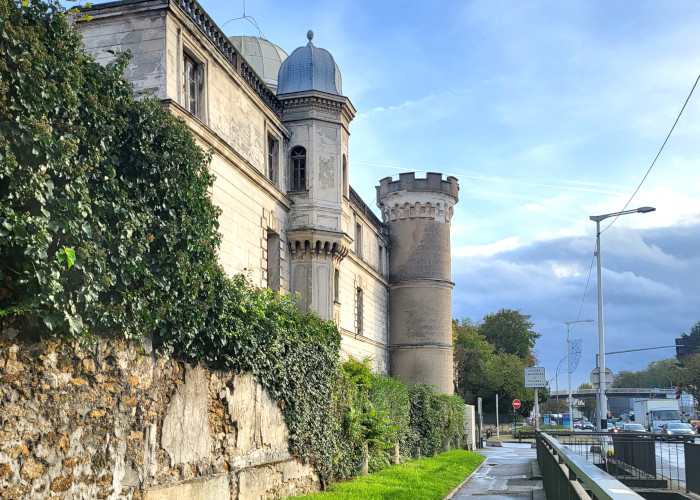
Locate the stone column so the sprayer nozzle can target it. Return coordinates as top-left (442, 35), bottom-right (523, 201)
top-left (376, 172), bottom-right (459, 394)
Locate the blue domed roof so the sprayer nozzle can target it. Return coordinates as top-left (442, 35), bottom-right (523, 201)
top-left (277, 31), bottom-right (342, 96)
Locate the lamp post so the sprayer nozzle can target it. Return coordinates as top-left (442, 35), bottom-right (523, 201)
top-left (565, 319), bottom-right (593, 431)
top-left (590, 206), bottom-right (655, 430)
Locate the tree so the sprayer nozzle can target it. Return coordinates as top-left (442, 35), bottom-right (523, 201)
top-left (453, 319), bottom-right (495, 404)
top-left (679, 321), bottom-right (700, 361)
top-left (680, 353), bottom-right (700, 406)
top-left (611, 358), bottom-right (680, 389)
top-left (453, 316), bottom-right (539, 416)
top-left (479, 309), bottom-right (541, 361)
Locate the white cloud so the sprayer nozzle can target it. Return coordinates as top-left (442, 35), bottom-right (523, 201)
top-left (550, 262), bottom-right (582, 279)
top-left (453, 236), bottom-right (522, 257)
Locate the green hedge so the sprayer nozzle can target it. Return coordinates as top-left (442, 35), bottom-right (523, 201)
top-left (339, 359), bottom-right (466, 475)
top-left (0, 0), bottom-right (466, 486)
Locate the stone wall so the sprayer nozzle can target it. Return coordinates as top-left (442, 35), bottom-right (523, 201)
top-left (0, 327), bottom-right (319, 500)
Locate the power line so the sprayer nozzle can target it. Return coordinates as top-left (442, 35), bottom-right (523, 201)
top-left (568, 244), bottom-right (596, 335)
top-left (601, 72), bottom-right (700, 234)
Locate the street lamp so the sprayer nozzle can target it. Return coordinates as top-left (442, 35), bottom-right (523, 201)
top-left (590, 206), bottom-right (655, 430)
top-left (565, 319), bottom-right (594, 431)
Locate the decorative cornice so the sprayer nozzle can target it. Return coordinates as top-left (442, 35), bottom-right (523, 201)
top-left (278, 90), bottom-right (356, 126)
top-left (288, 230), bottom-right (349, 263)
top-left (380, 200), bottom-right (455, 223)
top-left (349, 186), bottom-right (383, 230)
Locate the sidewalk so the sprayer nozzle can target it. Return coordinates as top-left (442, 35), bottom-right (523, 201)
top-left (448, 443), bottom-right (545, 500)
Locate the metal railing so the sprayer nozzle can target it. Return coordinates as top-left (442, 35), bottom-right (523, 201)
top-left (537, 432), bottom-right (644, 499)
top-left (540, 430), bottom-right (699, 497)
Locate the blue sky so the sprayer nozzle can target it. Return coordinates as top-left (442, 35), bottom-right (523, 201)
top-left (201, 0), bottom-right (700, 389)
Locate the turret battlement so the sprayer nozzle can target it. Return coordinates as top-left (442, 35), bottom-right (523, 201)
top-left (376, 172), bottom-right (459, 201)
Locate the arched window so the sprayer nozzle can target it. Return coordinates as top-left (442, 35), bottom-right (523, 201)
top-left (291, 146), bottom-right (306, 190)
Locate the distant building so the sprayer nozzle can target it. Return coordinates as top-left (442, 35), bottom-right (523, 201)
top-left (80, 0), bottom-right (459, 393)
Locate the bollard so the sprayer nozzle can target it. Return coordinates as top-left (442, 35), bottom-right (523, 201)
top-left (361, 442), bottom-right (369, 476)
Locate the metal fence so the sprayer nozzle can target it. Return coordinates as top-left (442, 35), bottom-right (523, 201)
top-left (543, 431), bottom-right (698, 496)
top-left (537, 432), bottom-right (643, 499)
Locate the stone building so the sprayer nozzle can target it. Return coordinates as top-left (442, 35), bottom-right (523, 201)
top-left (80, 0), bottom-right (459, 394)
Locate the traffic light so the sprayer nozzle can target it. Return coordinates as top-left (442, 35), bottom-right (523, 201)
top-left (675, 338), bottom-right (686, 361)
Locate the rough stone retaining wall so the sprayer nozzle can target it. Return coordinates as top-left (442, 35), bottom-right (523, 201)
top-left (0, 327), bottom-right (319, 499)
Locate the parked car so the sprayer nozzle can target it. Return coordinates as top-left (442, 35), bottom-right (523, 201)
top-left (510, 422), bottom-right (528, 432)
top-left (655, 423), bottom-right (695, 442)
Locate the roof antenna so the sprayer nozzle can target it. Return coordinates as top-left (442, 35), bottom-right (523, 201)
top-left (220, 0), bottom-right (266, 39)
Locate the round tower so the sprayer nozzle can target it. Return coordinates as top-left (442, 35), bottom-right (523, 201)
top-left (376, 172), bottom-right (459, 394)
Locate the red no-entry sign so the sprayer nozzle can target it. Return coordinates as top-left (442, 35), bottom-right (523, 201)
top-left (512, 399), bottom-right (521, 409)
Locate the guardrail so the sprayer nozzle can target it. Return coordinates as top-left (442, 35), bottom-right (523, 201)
top-left (537, 432), bottom-right (644, 499)
top-left (541, 430), bottom-right (699, 497)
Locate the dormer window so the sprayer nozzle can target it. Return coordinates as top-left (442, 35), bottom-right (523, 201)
top-left (291, 146), bottom-right (306, 190)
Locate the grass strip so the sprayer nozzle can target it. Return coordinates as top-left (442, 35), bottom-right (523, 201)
top-left (290, 449), bottom-right (485, 500)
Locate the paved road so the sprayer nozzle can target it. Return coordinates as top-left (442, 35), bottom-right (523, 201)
top-left (451, 443), bottom-right (545, 499)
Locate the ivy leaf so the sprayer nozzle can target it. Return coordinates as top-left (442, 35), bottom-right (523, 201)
top-left (56, 247), bottom-right (76, 269)
top-left (43, 314), bottom-right (62, 331)
top-left (67, 313), bottom-right (84, 334)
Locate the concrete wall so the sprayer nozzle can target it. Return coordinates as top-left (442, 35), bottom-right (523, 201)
top-left (0, 328), bottom-right (319, 499)
top-left (79, 5), bottom-right (168, 99)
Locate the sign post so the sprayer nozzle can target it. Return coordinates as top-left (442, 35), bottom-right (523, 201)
top-left (524, 367), bottom-right (547, 431)
top-left (512, 399), bottom-right (521, 430)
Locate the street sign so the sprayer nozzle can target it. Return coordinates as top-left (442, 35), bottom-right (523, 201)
top-left (512, 399), bottom-right (521, 409)
top-left (589, 367), bottom-right (613, 388)
top-left (524, 367), bottom-right (547, 388)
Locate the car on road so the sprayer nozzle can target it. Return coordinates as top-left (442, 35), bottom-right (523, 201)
top-left (622, 423), bottom-right (649, 437)
top-left (655, 423), bottom-right (696, 442)
top-left (582, 421), bottom-right (595, 431)
top-left (610, 421), bottom-right (625, 433)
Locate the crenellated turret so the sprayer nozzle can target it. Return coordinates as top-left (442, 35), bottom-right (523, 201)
top-left (376, 172), bottom-right (459, 394)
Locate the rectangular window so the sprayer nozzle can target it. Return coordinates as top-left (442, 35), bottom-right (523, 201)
top-left (291, 147), bottom-right (306, 190)
top-left (266, 230), bottom-right (280, 292)
top-left (378, 245), bottom-right (384, 274)
top-left (183, 53), bottom-right (203, 118)
top-left (355, 223), bottom-right (362, 258)
top-left (356, 287), bottom-right (363, 335)
top-left (334, 268), bottom-right (340, 303)
top-left (267, 136), bottom-right (278, 183)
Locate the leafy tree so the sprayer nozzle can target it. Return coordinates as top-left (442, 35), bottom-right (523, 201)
top-left (679, 321), bottom-right (700, 361)
top-left (679, 353), bottom-right (700, 406)
top-left (479, 309), bottom-right (541, 361)
top-left (453, 317), bottom-right (537, 416)
top-left (611, 359), bottom-right (680, 389)
top-left (453, 319), bottom-right (495, 403)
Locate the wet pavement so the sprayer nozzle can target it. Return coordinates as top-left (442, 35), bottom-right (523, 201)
top-left (450, 443), bottom-right (545, 500)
